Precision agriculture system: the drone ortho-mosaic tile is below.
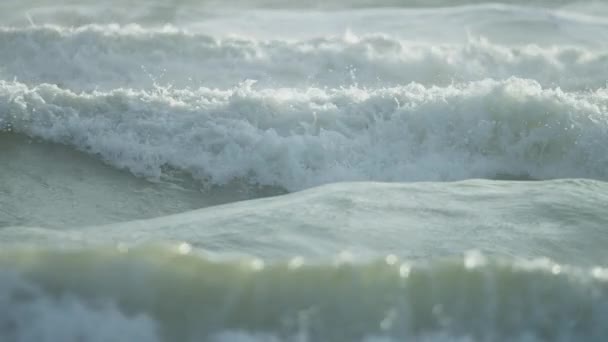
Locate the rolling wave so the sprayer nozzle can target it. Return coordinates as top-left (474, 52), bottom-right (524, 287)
top-left (3, 180), bottom-right (607, 265)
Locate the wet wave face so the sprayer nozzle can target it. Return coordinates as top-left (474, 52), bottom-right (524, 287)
top-left (1, 0), bottom-right (608, 341)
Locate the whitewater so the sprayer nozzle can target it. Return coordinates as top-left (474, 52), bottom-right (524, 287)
top-left (1, 1), bottom-right (608, 341)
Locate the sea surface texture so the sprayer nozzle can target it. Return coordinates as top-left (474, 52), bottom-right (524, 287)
top-left (1, 0), bottom-right (608, 341)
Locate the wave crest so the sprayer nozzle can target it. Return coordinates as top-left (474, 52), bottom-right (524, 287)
top-left (2, 78), bottom-right (607, 190)
top-left (1, 25), bottom-right (607, 90)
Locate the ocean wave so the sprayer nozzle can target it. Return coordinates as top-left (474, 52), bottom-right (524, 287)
top-left (1, 247), bottom-right (608, 342)
top-left (1, 78), bottom-right (607, 190)
top-left (1, 25), bottom-right (608, 91)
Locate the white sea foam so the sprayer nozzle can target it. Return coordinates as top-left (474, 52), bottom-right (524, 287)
top-left (2, 78), bottom-right (607, 190)
top-left (1, 25), bottom-right (607, 91)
